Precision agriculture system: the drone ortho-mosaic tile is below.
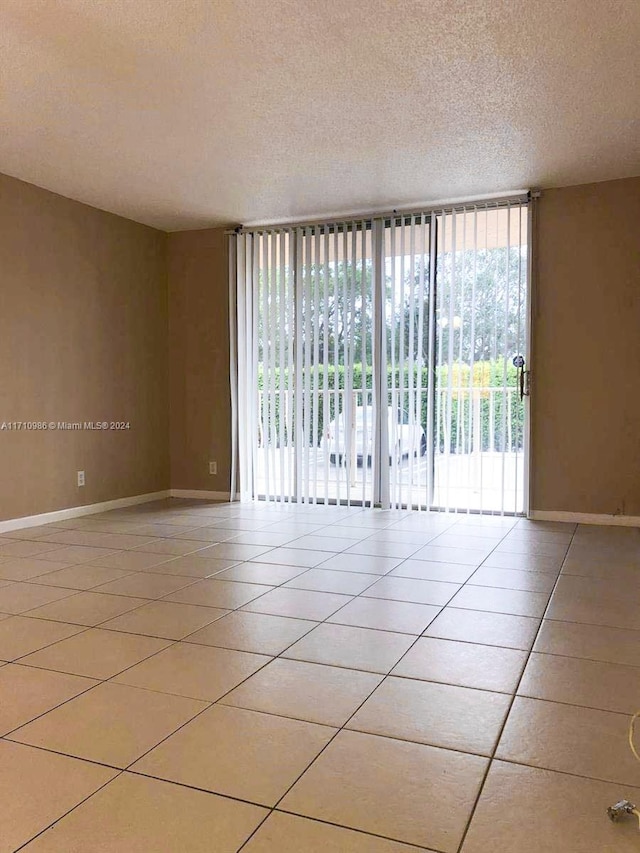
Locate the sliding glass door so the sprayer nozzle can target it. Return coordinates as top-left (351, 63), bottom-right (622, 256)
top-left (431, 205), bottom-right (528, 513)
top-left (230, 197), bottom-right (529, 514)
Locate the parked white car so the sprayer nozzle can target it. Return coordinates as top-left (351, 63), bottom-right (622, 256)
top-left (326, 406), bottom-right (426, 466)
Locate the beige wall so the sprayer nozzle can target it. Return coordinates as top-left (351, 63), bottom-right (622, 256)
top-left (167, 227), bottom-right (231, 494)
top-left (531, 177), bottom-right (640, 515)
top-left (0, 174), bottom-right (169, 521)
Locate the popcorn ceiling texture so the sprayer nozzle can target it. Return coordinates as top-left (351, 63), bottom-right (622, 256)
top-left (0, 0), bottom-right (638, 230)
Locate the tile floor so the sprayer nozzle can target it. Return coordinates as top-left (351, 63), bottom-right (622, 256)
top-left (0, 499), bottom-right (639, 851)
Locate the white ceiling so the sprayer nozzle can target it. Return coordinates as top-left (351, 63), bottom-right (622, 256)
top-left (1, 0), bottom-right (639, 231)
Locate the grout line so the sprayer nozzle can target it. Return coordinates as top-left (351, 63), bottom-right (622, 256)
top-left (238, 808), bottom-right (441, 852)
top-left (11, 763), bottom-right (125, 852)
top-left (453, 520), bottom-right (579, 852)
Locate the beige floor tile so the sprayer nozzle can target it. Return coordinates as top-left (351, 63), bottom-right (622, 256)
top-left (197, 542), bottom-right (273, 561)
top-left (282, 623), bottom-right (414, 674)
top-left (34, 564), bottom-right (133, 590)
top-left (561, 559), bottom-right (640, 583)
top-left (31, 532), bottom-right (99, 547)
top-left (412, 545), bottom-right (489, 566)
top-left (461, 760), bottom-right (640, 853)
top-left (20, 773), bottom-right (268, 853)
top-left (281, 730), bottom-right (487, 852)
top-left (496, 696), bottom-right (640, 785)
top-left (139, 553), bottom-right (238, 577)
top-left (392, 636), bottom-right (527, 693)
top-left (217, 561), bottom-right (307, 585)
top-left (10, 681), bottom-right (207, 768)
top-left (186, 610), bottom-right (316, 655)
top-left (469, 566), bottom-right (557, 593)
top-left (94, 571), bottom-right (198, 599)
top-left (167, 526), bottom-right (229, 542)
top-left (132, 538), bottom-right (210, 555)
top-left (288, 536), bottom-right (350, 553)
top-left (26, 591), bottom-right (148, 626)
top-left (284, 568), bottom-right (379, 595)
top-left (42, 531), bottom-right (157, 550)
top-left (36, 546), bottom-right (119, 564)
top-left (96, 534), bottom-right (161, 550)
top-left (318, 553), bottom-right (402, 574)
top-left (363, 576), bottom-right (460, 606)
top-left (222, 658), bottom-right (382, 726)
top-left (0, 540), bottom-right (64, 558)
top-left (138, 524), bottom-right (210, 538)
top-left (515, 520), bottom-right (576, 534)
top-left (133, 704), bottom-right (336, 806)
top-left (382, 520), bottom-right (451, 536)
top-left (430, 533), bottom-right (504, 550)
top-left (114, 641), bottom-right (270, 701)
top-left (317, 524), bottom-right (377, 541)
top-left (163, 578), bottom-right (273, 608)
top-left (0, 557), bottom-right (70, 582)
top-left (0, 664), bottom-right (97, 735)
top-left (244, 812), bottom-right (428, 852)
top-left (518, 652), bottom-right (640, 714)
top-left (259, 527), bottom-right (326, 542)
top-left (70, 521), bottom-right (149, 535)
top-left (0, 740), bottom-right (116, 853)
top-left (21, 628), bottom-right (171, 679)
top-left (0, 583), bottom-right (76, 614)
top-left (102, 600), bottom-right (228, 639)
top-left (546, 575), bottom-right (640, 630)
top-left (229, 530), bottom-right (299, 547)
top-left (256, 547), bottom-right (336, 568)
top-left (85, 550), bottom-right (174, 571)
top-left (449, 585), bottom-right (550, 617)
top-left (0, 525), bottom-right (69, 541)
top-left (169, 518), bottom-right (232, 531)
top-left (325, 514), bottom-right (395, 530)
top-left (0, 616), bottom-right (85, 660)
top-left (534, 619), bottom-right (640, 667)
top-left (345, 540), bottom-right (421, 559)
top-left (567, 545), bottom-right (640, 564)
top-left (503, 529), bottom-right (573, 544)
top-left (363, 530), bottom-right (438, 546)
top-left (482, 552), bottom-right (563, 572)
top-left (493, 540), bottom-right (569, 558)
top-left (327, 596), bottom-right (441, 634)
top-left (347, 676), bottom-right (510, 755)
top-left (242, 587), bottom-right (352, 620)
top-left (391, 560), bottom-right (476, 583)
top-left (424, 607), bottom-right (540, 650)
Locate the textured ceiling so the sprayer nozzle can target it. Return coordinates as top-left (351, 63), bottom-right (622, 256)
top-left (1, 0), bottom-right (639, 231)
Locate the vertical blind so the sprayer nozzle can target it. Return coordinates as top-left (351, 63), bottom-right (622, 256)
top-left (229, 196), bottom-right (530, 514)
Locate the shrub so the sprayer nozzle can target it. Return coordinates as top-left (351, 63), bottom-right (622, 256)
top-left (256, 359), bottom-right (524, 452)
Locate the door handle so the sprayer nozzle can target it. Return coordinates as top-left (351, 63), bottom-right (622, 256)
top-left (512, 355), bottom-right (530, 401)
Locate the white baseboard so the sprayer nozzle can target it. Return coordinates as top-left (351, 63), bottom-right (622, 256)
top-left (0, 490), bottom-right (171, 534)
top-left (529, 510), bottom-right (640, 527)
top-left (170, 489), bottom-right (232, 501)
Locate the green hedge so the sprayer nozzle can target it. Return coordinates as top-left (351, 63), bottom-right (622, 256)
top-left (257, 360), bottom-right (524, 452)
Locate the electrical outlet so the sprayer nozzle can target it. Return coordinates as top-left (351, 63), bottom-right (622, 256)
top-left (77, 470), bottom-right (85, 487)
top-left (209, 461), bottom-right (217, 475)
